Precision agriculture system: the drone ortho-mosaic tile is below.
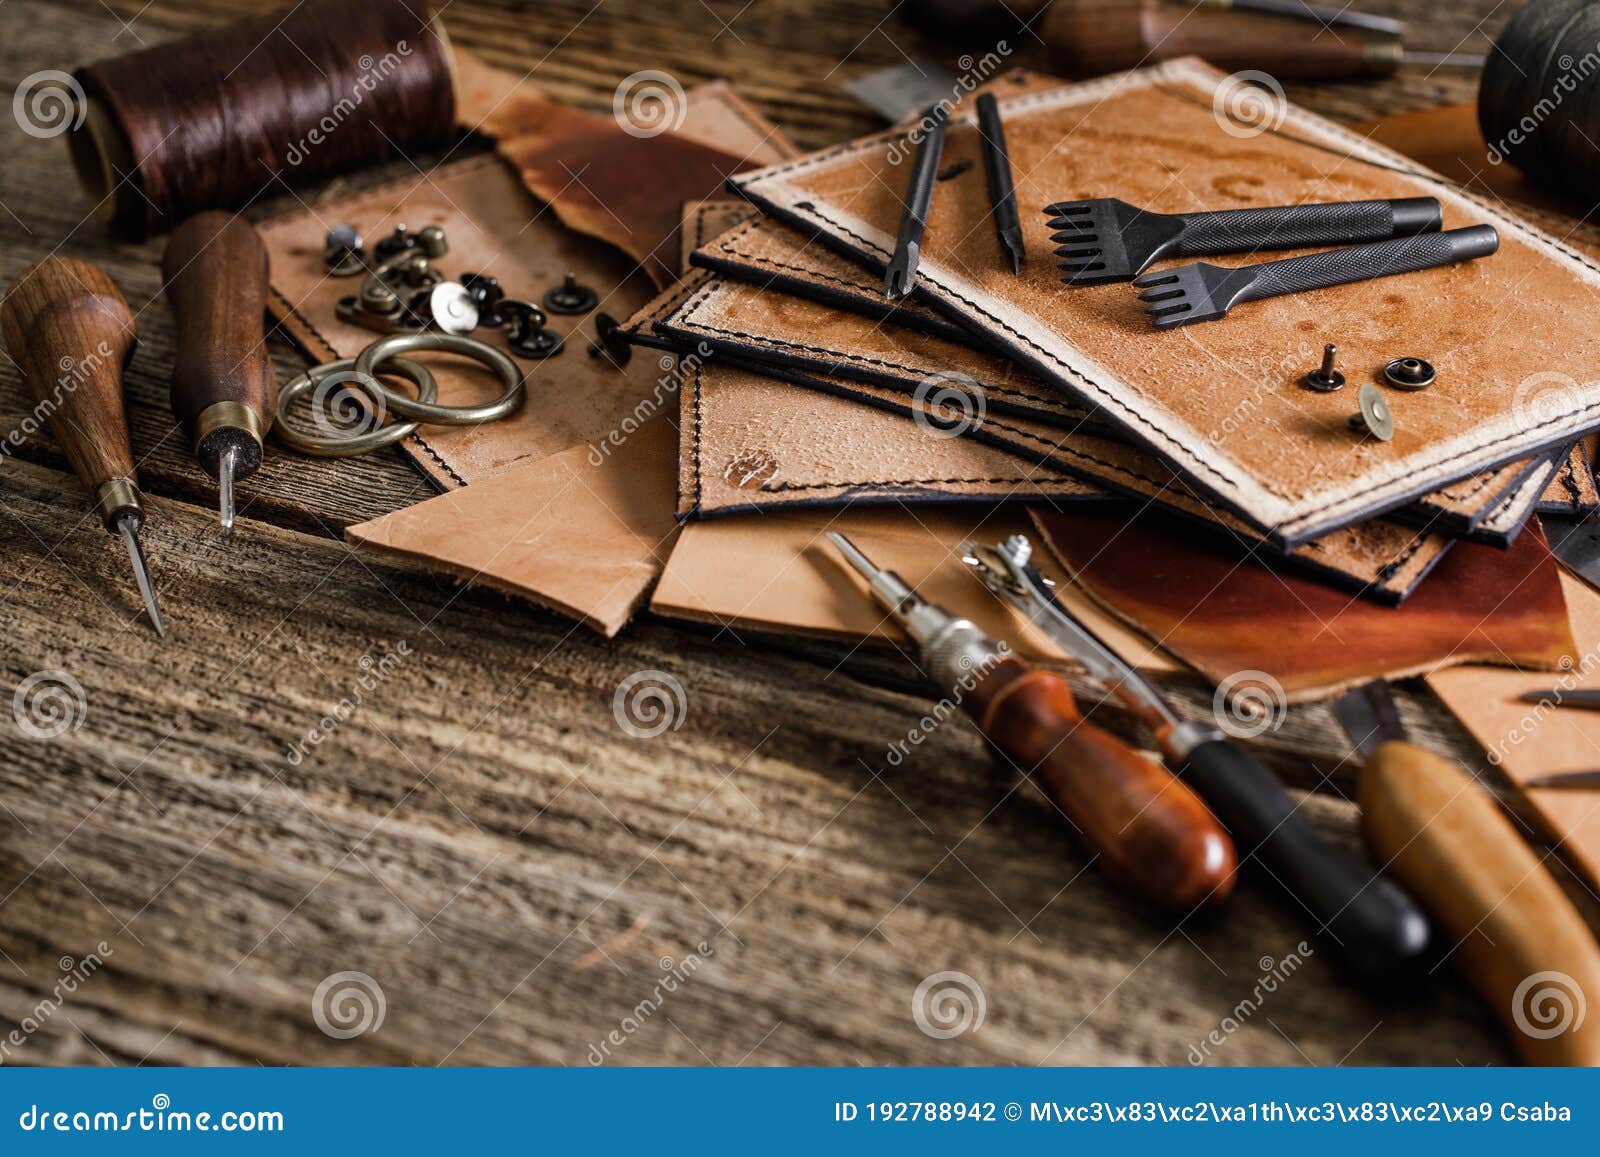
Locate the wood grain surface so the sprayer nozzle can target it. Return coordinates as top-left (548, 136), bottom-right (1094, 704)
top-left (0, 0), bottom-right (1588, 1067)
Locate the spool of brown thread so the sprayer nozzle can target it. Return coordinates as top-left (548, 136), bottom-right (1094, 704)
top-left (70, 0), bottom-right (458, 239)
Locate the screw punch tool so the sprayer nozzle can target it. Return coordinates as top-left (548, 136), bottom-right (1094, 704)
top-left (975, 94), bottom-right (1024, 274)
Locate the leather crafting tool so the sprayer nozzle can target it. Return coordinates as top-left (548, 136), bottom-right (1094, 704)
top-left (1333, 680), bottom-right (1600, 1066)
top-left (963, 534), bottom-right (1432, 978)
top-left (1134, 225), bottom-right (1500, 329)
top-left (909, 0), bottom-right (1485, 79)
top-left (884, 104), bottom-right (948, 299)
top-left (1048, 196), bottom-right (1442, 285)
top-left (826, 532), bottom-right (1237, 912)
top-left (975, 94), bottom-right (1024, 274)
top-left (162, 212), bottom-right (277, 531)
top-left (1, 258), bottom-right (165, 636)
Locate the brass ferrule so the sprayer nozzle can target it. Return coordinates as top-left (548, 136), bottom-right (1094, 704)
top-left (195, 401), bottom-right (265, 452)
top-left (1363, 40), bottom-right (1405, 73)
top-left (93, 477), bottom-right (142, 532)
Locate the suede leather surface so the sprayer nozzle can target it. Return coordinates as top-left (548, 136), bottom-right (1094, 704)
top-left (730, 58), bottom-right (1600, 545)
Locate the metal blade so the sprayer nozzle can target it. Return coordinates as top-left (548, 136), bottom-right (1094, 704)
top-left (116, 515), bottom-right (166, 638)
top-left (961, 534), bottom-right (1184, 729)
top-left (1330, 680), bottom-right (1406, 759)
top-left (1524, 770), bottom-right (1600, 790)
top-left (842, 61), bottom-right (959, 124)
top-left (218, 444), bottom-right (237, 532)
top-left (1516, 688), bottom-right (1600, 711)
top-left (1546, 515), bottom-right (1600, 589)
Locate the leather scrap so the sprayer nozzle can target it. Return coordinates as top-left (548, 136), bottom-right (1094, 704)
top-left (1033, 507), bottom-right (1575, 702)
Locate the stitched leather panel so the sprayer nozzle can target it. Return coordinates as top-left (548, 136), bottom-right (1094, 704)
top-left (730, 58), bottom-right (1600, 545)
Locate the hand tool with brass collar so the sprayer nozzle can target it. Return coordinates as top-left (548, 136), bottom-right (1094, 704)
top-left (826, 532), bottom-right (1236, 913)
top-left (965, 535), bottom-right (1431, 979)
top-left (1, 257), bottom-right (165, 636)
top-left (161, 212), bottom-right (277, 532)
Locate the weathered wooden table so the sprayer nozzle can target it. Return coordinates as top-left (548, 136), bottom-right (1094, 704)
top-left (0, 0), bottom-right (1574, 1066)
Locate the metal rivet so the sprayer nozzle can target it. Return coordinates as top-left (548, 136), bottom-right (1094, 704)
top-left (1383, 356), bottom-right (1436, 390)
top-left (503, 300), bottom-right (565, 359)
top-left (1348, 382), bottom-right (1395, 441)
top-left (1303, 343), bottom-right (1346, 392)
top-left (542, 271), bottom-right (599, 315)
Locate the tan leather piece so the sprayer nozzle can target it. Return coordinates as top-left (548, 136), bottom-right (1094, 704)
top-left (692, 211), bottom-right (1557, 539)
top-left (333, 84), bottom-right (799, 634)
top-left (677, 358), bottom-right (1103, 515)
top-left (347, 416), bottom-right (680, 637)
top-left (630, 237), bottom-right (1104, 515)
top-left (730, 58), bottom-right (1600, 544)
top-left (1428, 571), bottom-right (1600, 897)
top-left (261, 155), bottom-right (664, 490)
top-left (651, 504), bottom-right (1181, 675)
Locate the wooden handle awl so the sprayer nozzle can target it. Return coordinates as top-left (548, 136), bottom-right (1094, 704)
top-left (0, 257), bottom-right (140, 527)
top-left (161, 211), bottom-right (274, 478)
top-left (1361, 740), bottom-right (1600, 1065)
top-left (970, 658), bottom-right (1237, 911)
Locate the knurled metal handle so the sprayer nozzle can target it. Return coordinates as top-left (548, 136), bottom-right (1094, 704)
top-left (1175, 197), bottom-right (1439, 256)
top-left (1238, 224), bottom-right (1498, 304)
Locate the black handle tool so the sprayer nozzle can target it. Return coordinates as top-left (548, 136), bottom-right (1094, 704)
top-left (976, 93), bottom-right (1024, 274)
top-left (963, 534), bottom-right (1432, 980)
top-left (884, 104), bottom-right (949, 299)
top-left (1048, 196), bottom-right (1441, 284)
top-left (1134, 223), bottom-right (1498, 329)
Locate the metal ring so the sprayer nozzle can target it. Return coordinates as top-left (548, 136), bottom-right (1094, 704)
top-left (273, 356), bottom-right (438, 458)
top-left (353, 332), bottom-right (525, 425)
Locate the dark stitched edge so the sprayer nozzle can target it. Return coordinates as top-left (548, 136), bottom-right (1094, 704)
top-left (672, 279), bottom-right (1073, 410)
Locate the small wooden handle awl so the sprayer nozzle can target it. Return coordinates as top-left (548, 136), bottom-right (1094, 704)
top-left (1361, 740), bottom-right (1600, 1065)
top-left (0, 257), bottom-right (140, 526)
top-left (970, 658), bottom-right (1237, 911)
top-left (162, 211), bottom-right (274, 478)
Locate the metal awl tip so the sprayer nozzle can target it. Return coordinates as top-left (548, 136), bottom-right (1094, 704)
top-left (219, 444), bottom-right (237, 532)
top-left (116, 514), bottom-right (166, 638)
